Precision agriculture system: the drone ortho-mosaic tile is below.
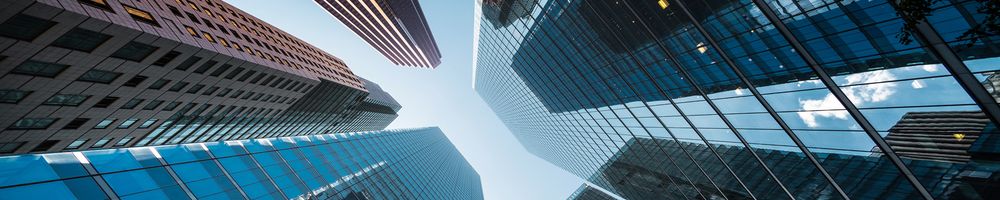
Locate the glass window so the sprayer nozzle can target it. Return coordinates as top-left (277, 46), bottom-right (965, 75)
top-left (148, 79), bottom-right (171, 90)
top-left (62, 118), bottom-right (90, 129)
top-left (216, 88), bottom-right (231, 97)
top-left (162, 102), bottom-right (181, 111)
top-left (209, 64), bottom-right (231, 77)
top-left (193, 60), bottom-right (218, 74)
top-left (0, 89), bottom-right (31, 104)
top-left (142, 100), bottom-right (164, 110)
top-left (93, 96), bottom-right (119, 108)
top-left (120, 99), bottom-right (145, 109)
top-left (11, 60), bottom-right (69, 77)
top-left (91, 138), bottom-right (111, 148)
top-left (0, 14), bottom-right (55, 41)
top-left (7, 118), bottom-right (57, 130)
top-left (43, 94), bottom-right (89, 106)
top-left (102, 167), bottom-right (189, 199)
top-left (30, 140), bottom-right (59, 152)
top-left (186, 84), bottom-right (205, 94)
top-left (168, 82), bottom-right (189, 92)
top-left (114, 137), bottom-right (133, 147)
top-left (111, 41), bottom-right (158, 62)
top-left (76, 69), bottom-right (121, 84)
top-left (50, 28), bottom-right (111, 52)
top-left (78, 0), bottom-right (114, 12)
top-left (174, 56), bottom-right (201, 71)
top-left (152, 51), bottom-right (181, 66)
top-left (122, 75), bottom-right (148, 87)
top-left (138, 119), bottom-right (158, 129)
top-left (65, 139), bottom-right (87, 149)
top-left (0, 177), bottom-right (106, 199)
top-left (94, 118), bottom-right (115, 129)
top-left (117, 118), bottom-right (138, 129)
top-left (123, 5), bottom-right (159, 26)
top-left (201, 87), bottom-right (219, 95)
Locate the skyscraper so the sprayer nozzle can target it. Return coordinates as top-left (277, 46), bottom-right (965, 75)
top-left (567, 184), bottom-right (618, 200)
top-left (0, 0), bottom-right (396, 155)
top-left (0, 127), bottom-right (483, 199)
top-left (474, 0), bottom-right (1000, 199)
top-left (314, 0), bottom-right (442, 68)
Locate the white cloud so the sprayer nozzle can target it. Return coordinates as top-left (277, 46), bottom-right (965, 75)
top-left (797, 70), bottom-right (898, 127)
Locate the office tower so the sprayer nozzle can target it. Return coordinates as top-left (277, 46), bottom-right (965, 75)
top-left (314, 0), bottom-right (442, 68)
top-left (567, 185), bottom-right (617, 200)
top-left (337, 78), bottom-right (402, 132)
top-left (0, 0), bottom-right (396, 155)
top-left (473, 0), bottom-right (1000, 199)
top-left (881, 111), bottom-right (991, 163)
top-left (0, 127), bottom-right (483, 200)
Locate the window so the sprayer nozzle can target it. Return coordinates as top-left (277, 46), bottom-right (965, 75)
top-left (184, 25), bottom-right (199, 38)
top-left (186, 84), bottom-right (205, 94)
top-left (241, 92), bottom-right (253, 99)
top-left (249, 73), bottom-right (266, 83)
top-left (202, 87), bottom-right (219, 95)
top-left (142, 100), bottom-right (163, 110)
top-left (168, 82), bottom-right (189, 92)
top-left (175, 56), bottom-right (202, 71)
top-left (193, 60), bottom-right (218, 74)
top-left (93, 96), bottom-right (119, 108)
top-left (210, 64), bottom-right (232, 77)
top-left (167, 5), bottom-right (183, 17)
top-left (77, 69), bottom-right (121, 84)
top-left (202, 32), bottom-right (215, 43)
top-left (162, 101), bottom-right (181, 111)
top-left (122, 75), bottom-right (148, 87)
top-left (0, 14), bottom-right (56, 41)
top-left (225, 67), bottom-right (245, 79)
top-left (91, 138), bottom-right (112, 148)
top-left (120, 98), bottom-right (144, 109)
top-left (62, 118), bottom-right (90, 129)
top-left (117, 118), bottom-right (138, 129)
top-left (138, 119), bottom-right (157, 129)
top-left (78, 0), bottom-right (114, 12)
top-left (43, 94), bottom-right (90, 106)
top-left (148, 79), bottom-right (171, 90)
top-left (65, 139), bottom-right (88, 149)
top-left (185, 12), bottom-right (200, 24)
top-left (111, 41), bottom-right (158, 62)
top-left (230, 90), bottom-right (244, 98)
top-left (237, 70), bottom-right (256, 81)
top-left (123, 5), bottom-right (159, 26)
top-left (31, 140), bottom-right (59, 152)
top-left (152, 51), bottom-right (181, 66)
top-left (114, 137), bottom-right (133, 147)
top-left (8, 118), bottom-right (57, 130)
top-left (0, 90), bottom-right (31, 104)
top-left (94, 118), bottom-right (115, 129)
top-left (216, 88), bottom-right (231, 97)
top-left (11, 60), bottom-right (69, 77)
top-left (50, 28), bottom-right (111, 52)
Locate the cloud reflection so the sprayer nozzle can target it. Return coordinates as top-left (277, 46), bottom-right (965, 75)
top-left (798, 70), bottom-right (898, 127)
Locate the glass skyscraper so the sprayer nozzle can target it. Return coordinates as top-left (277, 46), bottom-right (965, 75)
top-left (0, 127), bottom-right (482, 200)
top-left (474, 0), bottom-right (1000, 199)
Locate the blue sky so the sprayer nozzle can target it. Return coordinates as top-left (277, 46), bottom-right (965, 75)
top-left (226, 0), bottom-right (583, 199)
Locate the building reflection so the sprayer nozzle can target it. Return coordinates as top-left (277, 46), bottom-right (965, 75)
top-left (592, 137), bottom-right (1000, 200)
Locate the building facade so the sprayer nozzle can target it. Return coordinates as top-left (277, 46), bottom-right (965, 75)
top-left (474, 0), bottom-right (1000, 199)
top-left (567, 184), bottom-right (618, 200)
top-left (314, 0), bottom-right (442, 68)
top-left (0, 127), bottom-right (482, 200)
top-left (0, 0), bottom-right (396, 155)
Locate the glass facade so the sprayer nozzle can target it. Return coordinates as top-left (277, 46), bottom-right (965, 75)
top-left (474, 0), bottom-right (1000, 199)
top-left (567, 185), bottom-right (618, 200)
top-left (0, 127), bottom-right (482, 200)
